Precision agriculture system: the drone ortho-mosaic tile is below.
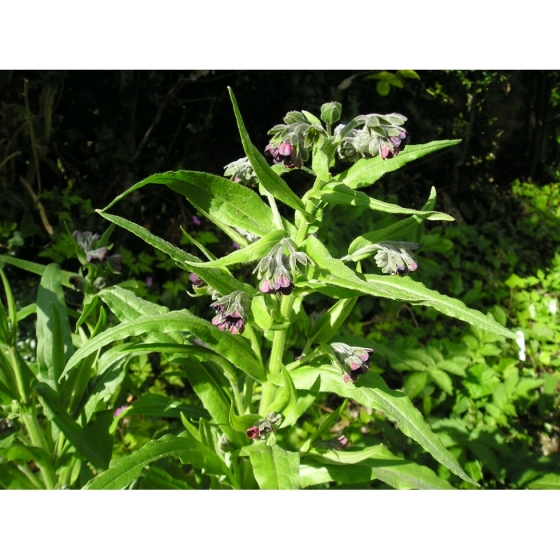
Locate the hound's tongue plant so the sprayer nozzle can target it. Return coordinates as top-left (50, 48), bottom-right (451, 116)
top-left (0, 87), bottom-right (517, 490)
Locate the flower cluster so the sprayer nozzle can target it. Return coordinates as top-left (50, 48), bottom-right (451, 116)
top-left (330, 342), bottom-right (374, 383)
top-left (72, 231), bottom-right (122, 271)
top-left (373, 241), bottom-right (419, 276)
top-left (336, 113), bottom-right (409, 162)
top-left (223, 157), bottom-right (259, 187)
top-left (253, 238), bottom-right (314, 295)
top-left (264, 143), bottom-right (302, 168)
top-left (210, 290), bottom-right (248, 335)
top-left (246, 412), bottom-right (283, 440)
top-left (265, 110), bottom-right (328, 168)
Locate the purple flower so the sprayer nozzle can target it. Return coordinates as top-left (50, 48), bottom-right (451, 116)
top-left (189, 272), bottom-right (205, 288)
top-left (373, 241), bottom-right (419, 276)
top-left (210, 291), bottom-right (248, 335)
top-left (114, 405), bottom-right (127, 418)
top-left (211, 308), bottom-right (245, 335)
top-left (330, 342), bottom-right (374, 383)
top-left (253, 239), bottom-right (313, 296)
top-left (264, 142), bottom-right (302, 169)
top-left (73, 231), bottom-right (108, 264)
top-left (192, 215), bottom-right (201, 227)
top-left (232, 242), bottom-right (241, 250)
top-left (146, 277), bottom-right (153, 288)
top-left (247, 426), bottom-right (260, 439)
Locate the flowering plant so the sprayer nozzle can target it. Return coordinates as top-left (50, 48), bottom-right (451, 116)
top-left (1, 89), bottom-right (516, 489)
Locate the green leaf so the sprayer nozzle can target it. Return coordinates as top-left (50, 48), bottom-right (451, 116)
top-left (184, 230), bottom-right (285, 269)
top-left (120, 393), bottom-right (209, 420)
top-left (83, 433), bottom-right (231, 489)
top-left (347, 187), bottom-right (440, 259)
top-left (271, 365), bottom-right (476, 485)
top-left (527, 473), bottom-right (560, 489)
top-left (314, 182), bottom-right (453, 220)
top-left (243, 442), bottom-right (300, 489)
top-left (228, 87), bottom-right (308, 217)
top-left (36, 264), bottom-right (74, 389)
top-left (33, 382), bottom-right (109, 470)
top-left (267, 364), bottom-right (297, 418)
top-left (335, 140), bottom-right (461, 190)
top-left (61, 309), bottom-right (265, 383)
top-left (98, 211), bottom-right (256, 297)
top-left (229, 402), bottom-right (261, 432)
top-left (404, 371), bottom-right (429, 400)
top-left (428, 368), bottom-right (453, 395)
top-left (300, 398), bottom-right (347, 453)
top-left (303, 236), bottom-right (516, 339)
top-left (250, 295), bottom-right (273, 331)
top-left (0, 254), bottom-right (75, 287)
top-left (100, 171), bottom-right (277, 239)
top-left (398, 70), bottom-right (421, 80)
top-left (307, 297), bottom-right (358, 346)
top-left (311, 144), bottom-right (330, 182)
top-left (97, 286), bottom-right (185, 345)
top-left (300, 445), bottom-right (452, 489)
top-left (180, 358), bottom-right (247, 448)
top-left (305, 445), bottom-right (383, 465)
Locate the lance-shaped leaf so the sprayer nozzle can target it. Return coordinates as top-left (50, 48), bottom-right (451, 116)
top-left (61, 309), bottom-right (266, 382)
top-left (269, 364), bottom-right (476, 485)
top-left (184, 230), bottom-right (285, 269)
top-left (83, 433), bottom-right (232, 489)
top-left (348, 186), bottom-right (440, 259)
top-left (117, 393), bottom-right (209, 421)
top-left (303, 236), bottom-right (516, 339)
top-left (229, 403), bottom-right (261, 432)
top-left (0, 254), bottom-right (75, 287)
top-left (36, 264), bottom-right (74, 389)
top-left (243, 441), bottom-right (300, 489)
top-left (300, 445), bottom-right (453, 489)
top-left (99, 170), bottom-right (277, 238)
top-left (98, 210), bottom-right (255, 296)
top-left (178, 358), bottom-right (248, 448)
top-left (267, 363), bottom-right (297, 419)
top-left (313, 182), bottom-right (454, 221)
top-left (335, 140), bottom-right (461, 190)
top-left (307, 297), bottom-right (358, 346)
top-left (228, 87), bottom-right (309, 218)
top-left (33, 382), bottom-right (109, 470)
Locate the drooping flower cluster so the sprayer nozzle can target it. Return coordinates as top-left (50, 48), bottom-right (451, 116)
top-left (253, 238), bottom-right (314, 295)
top-left (70, 230), bottom-right (122, 293)
top-left (264, 142), bottom-right (302, 169)
top-left (223, 157), bottom-right (259, 187)
top-left (73, 231), bottom-right (106, 264)
top-left (246, 412), bottom-right (283, 440)
top-left (373, 241), bottom-right (419, 276)
top-left (210, 290), bottom-right (248, 335)
top-left (330, 342), bottom-right (374, 383)
top-left (265, 110), bottom-right (328, 168)
top-left (336, 113), bottom-right (409, 162)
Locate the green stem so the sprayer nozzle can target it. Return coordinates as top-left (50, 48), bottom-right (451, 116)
top-left (8, 346), bottom-right (29, 404)
top-left (243, 374), bottom-right (254, 414)
top-left (17, 463), bottom-right (45, 489)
